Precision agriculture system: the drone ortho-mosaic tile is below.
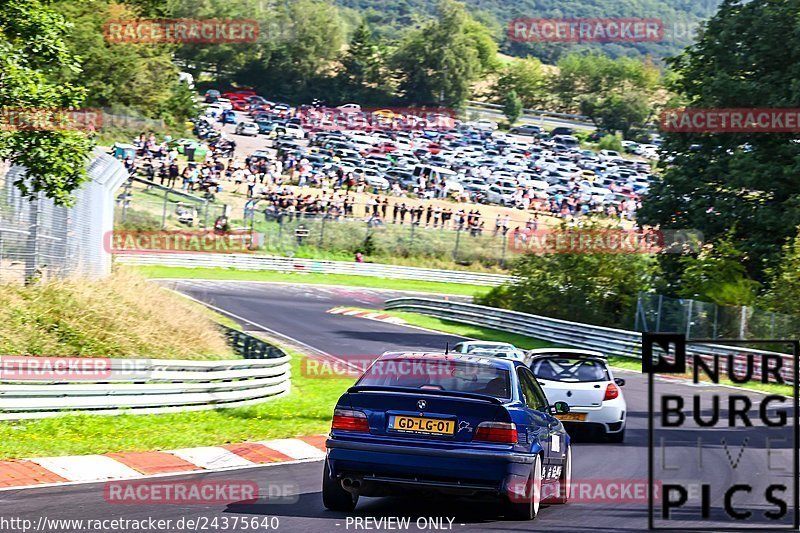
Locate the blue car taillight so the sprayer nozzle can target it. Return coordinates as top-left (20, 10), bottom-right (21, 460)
top-left (474, 422), bottom-right (518, 443)
top-left (331, 408), bottom-right (369, 432)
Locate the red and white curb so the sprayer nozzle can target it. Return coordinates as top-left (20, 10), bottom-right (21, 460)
top-left (0, 435), bottom-right (327, 490)
top-left (327, 306), bottom-right (407, 325)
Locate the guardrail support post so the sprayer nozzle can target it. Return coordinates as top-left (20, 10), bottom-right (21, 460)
top-left (161, 189), bottom-right (169, 229)
top-left (24, 194), bottom-right (40, 284)
top-left (500, 232), bottom-right (508, 268)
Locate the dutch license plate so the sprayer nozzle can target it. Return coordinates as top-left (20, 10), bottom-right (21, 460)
top-left (556, 412), bottom-right (587, 421)
top-left (390, 415), bottom-right (455, 435)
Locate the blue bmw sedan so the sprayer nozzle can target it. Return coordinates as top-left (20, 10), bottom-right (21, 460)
top-left (323, 352), bottom-right (572, 520)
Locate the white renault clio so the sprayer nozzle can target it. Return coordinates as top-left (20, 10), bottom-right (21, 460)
top-left (527, 349), bottom-right (627, 442)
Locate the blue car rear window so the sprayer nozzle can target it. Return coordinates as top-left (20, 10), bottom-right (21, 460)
top-left (357, 359), bottom-right (512, 399)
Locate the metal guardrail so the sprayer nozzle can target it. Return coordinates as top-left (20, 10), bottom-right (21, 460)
top-left (466, 100), bottom-right (595, 128)
top-left (384, 298), bottom-right (796, 382)
top-left (223, 326), bottom-right (288, 359)
top-left (116, 252), bottom-right (512, 286)
top-left (0, 331), bottom-right (292, 420)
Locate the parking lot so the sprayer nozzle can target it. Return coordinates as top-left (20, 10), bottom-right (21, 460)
top-left (198, 95), bottom-right (655, 226)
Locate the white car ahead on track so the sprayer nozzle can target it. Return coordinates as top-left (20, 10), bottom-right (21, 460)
top-left (451, 341), bottom-right (526, 362)
top-left (527, 349), bottom-right (627, 442)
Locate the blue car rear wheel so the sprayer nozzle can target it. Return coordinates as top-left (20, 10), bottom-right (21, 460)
top-left (322, 460), bottom-right (358, 512)
top-left (506, 454), bottom-right (542, 520)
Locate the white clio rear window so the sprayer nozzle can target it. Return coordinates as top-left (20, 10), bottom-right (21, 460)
top-left (532, 357), bottom-right (610, 383)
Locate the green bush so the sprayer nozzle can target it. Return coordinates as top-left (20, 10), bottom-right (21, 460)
top-left (597, 133), bottom-right (624, 152)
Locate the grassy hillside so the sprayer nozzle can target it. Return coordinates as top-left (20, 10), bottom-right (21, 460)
top-left (0, 270), bottom-right (233, 359)
top-left (338, 0), bottom-right (720, 61)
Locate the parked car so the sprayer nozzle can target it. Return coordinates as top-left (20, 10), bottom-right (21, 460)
top-left (284, 123), bottom-right (306, 139)
top-left (216, 98), bottom-right (233, 111)
top-left (599, 149), bottom-right (622, 161)
top-left (473, 119), bottom-right (498, 132)
top-left (549, 127), bottom-right (574, 137)
top-left (220, 110), bottom-right (237, 124)
top-left (204, 89), bottom-right (220, 103)
top-left (509, 124), bottom-right (542, 136)
top-left (235, 121), bottom-right (259, 136)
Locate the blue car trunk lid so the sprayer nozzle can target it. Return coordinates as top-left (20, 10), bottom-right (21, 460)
top-left (345, 387), bottom-right (508, 443)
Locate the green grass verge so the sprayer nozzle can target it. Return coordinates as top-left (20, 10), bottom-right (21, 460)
top-left (381, 309), bottom-right (559, 350)
top-left (0, 347), bottom-right (353, 459)
top-left (132, 265), bottom-right (494, 297)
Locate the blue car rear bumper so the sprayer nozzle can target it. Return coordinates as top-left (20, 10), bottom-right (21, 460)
top-left (326, 437), bottom-right (534, 497)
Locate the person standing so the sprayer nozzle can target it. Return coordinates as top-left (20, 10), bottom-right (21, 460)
top-left (433, 206), bottom-right (442, 228)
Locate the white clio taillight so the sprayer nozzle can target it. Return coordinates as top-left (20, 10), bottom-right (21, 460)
top-left (604, 383), bottom-right (620, 401)
top-left (474, 422), bottom-right (518, 443)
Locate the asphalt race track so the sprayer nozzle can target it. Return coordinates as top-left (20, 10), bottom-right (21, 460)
top-left (1, 281), bottom-right (795, 533)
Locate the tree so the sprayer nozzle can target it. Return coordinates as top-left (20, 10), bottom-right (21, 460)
top-left (580, 91), bottom-right (652, 137)
top-left (478, 222), bottom-right (660, 327)
top-left (597, 134), bottom-right (623, 152)
top-left (492, 57), bottom-right (548, 109)
top-left (341, 21), bottom-right (380, 87)
top-left (338, 20), bottom-right (392, 102)
top-left (550, 53), bottom-right (661, 114)
top-left (0, 0), bottom-right (94, 205)
top-left (638, 0), bottom-right (800, 282)
top-left (391, 0), bottom-right (497, 107)
top-left (502, 90), bottom-right (522, 126)
top-left (234, 0), bottom-right (344, 101)
top-left (55, 0), bottom-right (181, 119)
top-left (676, 233), bottom-right (760, 306)
top-left (171, 0), bottom-right (260, 82)
top-left (761, 227), bottom-right (800, 315)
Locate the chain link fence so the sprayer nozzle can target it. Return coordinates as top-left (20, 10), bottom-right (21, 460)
top-left (116, 177), bottom-right (227, 231)
top-left (115, 179), bottom-right (519, 267)
top-left (240, 208), bottom-right (519, 268)
top-left (0, 150), bottom-right (127, 283)
top-left (635, 292), bottom-right (800, 340)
